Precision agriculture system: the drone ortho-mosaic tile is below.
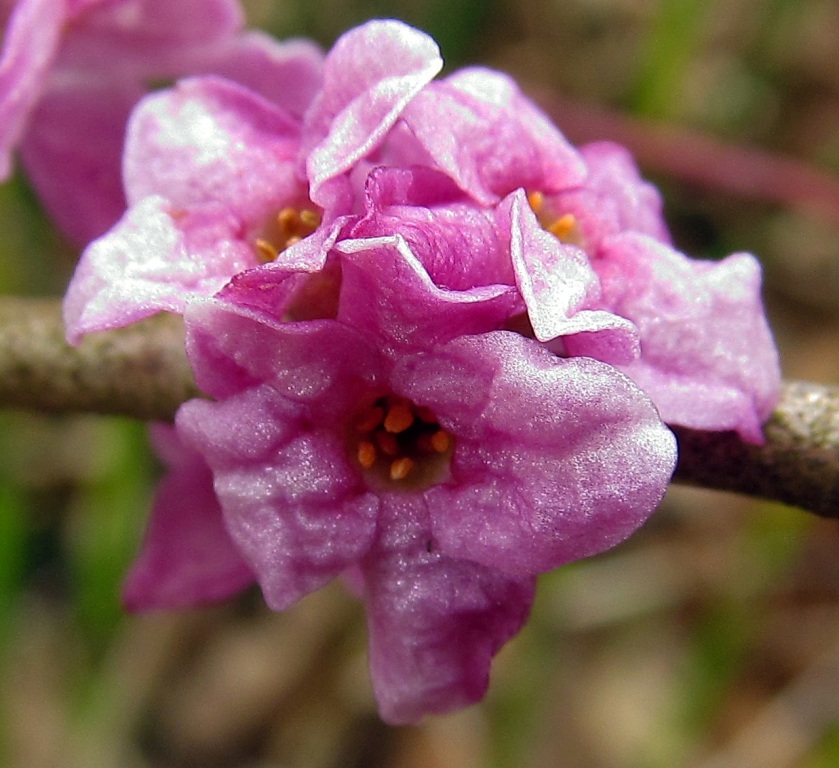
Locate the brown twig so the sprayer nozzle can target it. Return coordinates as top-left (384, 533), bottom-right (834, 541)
top-left (1, 297), bottom-right (837, 517)
top-left (0, 296), bottom-right (199, 421)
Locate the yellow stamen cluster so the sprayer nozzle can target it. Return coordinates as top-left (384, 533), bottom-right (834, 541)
top-left (527, 191), bottom-right (581, 245)
top-left (354, 396), bottom-right (452, 483)
top-left (255, 206), bottom-right (322, 263)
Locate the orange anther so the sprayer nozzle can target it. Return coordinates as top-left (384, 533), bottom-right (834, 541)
top-left (548, 213), bottom-right (577, 241)
top-left (255, 239), bottom-right (279, 263)
top-left (357, 441), bottom-right (377, 469)
top-left (390, 457), bottom-right (414, 481)
top-left (299, 209), bottom-right (321, 229)
top-left (430, 429), bottom-right (451, 454)
top-left (527, 190), bottom-right (545, 213)
top-left (384, 402), bottom-right (414, 434)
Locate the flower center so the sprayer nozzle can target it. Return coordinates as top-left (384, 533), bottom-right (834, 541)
top-left (527, 191), bottom-right (583, 246)
top-left (254, 206), bottom-right (322, 263)
top-left (352, 395), bottom-right (453, 487)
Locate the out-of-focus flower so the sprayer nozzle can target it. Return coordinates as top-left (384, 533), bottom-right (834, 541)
top-left (175, 292), bottom-right (676, 723)
top-left (63, 20), bottom-right (442, 340)
top-left (0, 0), bottom-right (246, 242)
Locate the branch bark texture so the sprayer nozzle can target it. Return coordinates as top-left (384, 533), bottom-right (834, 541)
top-left (0, 297), bottom-right (199, 420)
top-left (1, 297), bottom-right (837, 518)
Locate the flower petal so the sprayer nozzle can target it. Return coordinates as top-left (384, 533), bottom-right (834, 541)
top-left (501, 189), bottom-right (639, 363)
top-left (394, 332), bottom-right (676, 578)
top-left (20, 73), bottom-right (138, 244)
top-left (64, 196), bottom-right (255, 342)
top-left (0, 0), bottom-right (66, 179)
top-left (402, 67), bottom-right (586, 204)
top-left (362, 494), bottom-right (535, 725)
top-left (598, 233), bottom-right (781, 441)
top-left (177, 385), bottom-right (380, 611)
top-left (124, 75), bottom-right (302, 225)
top-left (303, 19), bottom-right (443, 205)
top-left (123, 424), bottom-right (254, 611)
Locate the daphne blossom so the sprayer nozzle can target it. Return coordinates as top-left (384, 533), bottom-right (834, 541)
top-left (172, 291), bottom-right (676, 723)
top-left (57, 17), bottom-right (780, 723)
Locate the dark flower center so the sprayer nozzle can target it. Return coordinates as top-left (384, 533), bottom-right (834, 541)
top-left (351, 395), bottom-right (453, 487)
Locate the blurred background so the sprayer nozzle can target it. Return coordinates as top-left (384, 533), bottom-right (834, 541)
top-left (1, 0), bottom-right (839, 765)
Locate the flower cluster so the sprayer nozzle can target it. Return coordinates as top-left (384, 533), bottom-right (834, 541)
top-left (59, 19), bottom-right (780, 723)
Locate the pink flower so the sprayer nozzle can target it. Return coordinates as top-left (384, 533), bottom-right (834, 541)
top-left (174, 293), bottom-right (677, 722)
top-left (0, 0), bottom-right (246, 243)
top-left (401, 68), bottom-right (781, 439)
top-left (63, 19), bottom-right (443, 340)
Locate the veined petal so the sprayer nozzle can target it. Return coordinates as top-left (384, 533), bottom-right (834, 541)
top-left (64, 195), bottom-right (255, 343)
top-left (501, 189), bottom-right (639, 364)
top-left (177, 385), bottom-right (380, 612)
top-left (402, 67), bottom-right (586, 204)
top-left (336, 233), bottom-right (519, 351)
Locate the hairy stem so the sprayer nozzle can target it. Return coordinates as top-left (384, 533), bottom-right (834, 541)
top-left (1, 297), bottom-right (837, 517)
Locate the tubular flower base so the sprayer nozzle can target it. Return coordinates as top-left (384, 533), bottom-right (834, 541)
top-left (54, 19), bottom-right (782, 722)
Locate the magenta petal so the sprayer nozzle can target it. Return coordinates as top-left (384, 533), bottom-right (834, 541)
top-left (200, 31), bottom-right (324, 120)
top-left (303, 19), bottom-right (442, 205)
top-left (402, 67), bottom-right (586, 204)
top-left (123, 425), bottom-right (254, 611)
top-left (185, 297), bottom-right (385, 412)
top-left (176, 386), bottom-right (379, 612)
top-left (336, 234), bottom-right (519, 351)
top-left (396, 332), bottom-right (676, 578)
top-left (598, 233), bottom-right (781, 441)
top-left (63, 196), bottom-right (255, 342)
top-left (124, 76), bottom-right (302, 223)
top-left (501, 189), bottom-right (639, 363)
top-left (0, 0), bottom-right (66, 179)
top-left (552, 141), bottom-right (671, 254)
top-left (20, 75), bottom-right (138, 244)
top-left (363, 495), bottom-right (535, 725)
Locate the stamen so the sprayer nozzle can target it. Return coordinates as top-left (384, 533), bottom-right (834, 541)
top-left (527, 190), bottom-right (545, 213)
top-left (430, 429), bottom-right (451, 454)
top-left (548, 213), bottom-right (577, 241)
top-left (390, 457), bottom-right (414, 481)
top-left (352, 395), bottom-right (453, 485)
top-left (356, 406), bottom-right (384, 433)
top-left (357, 441), bottom-right (377, 469)
top-left (255, 239), bottom-right (279, 263)
top-left (384, 402), bottom-right (414, 434)
top-left (299, 209), bottom-right (320, 228)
